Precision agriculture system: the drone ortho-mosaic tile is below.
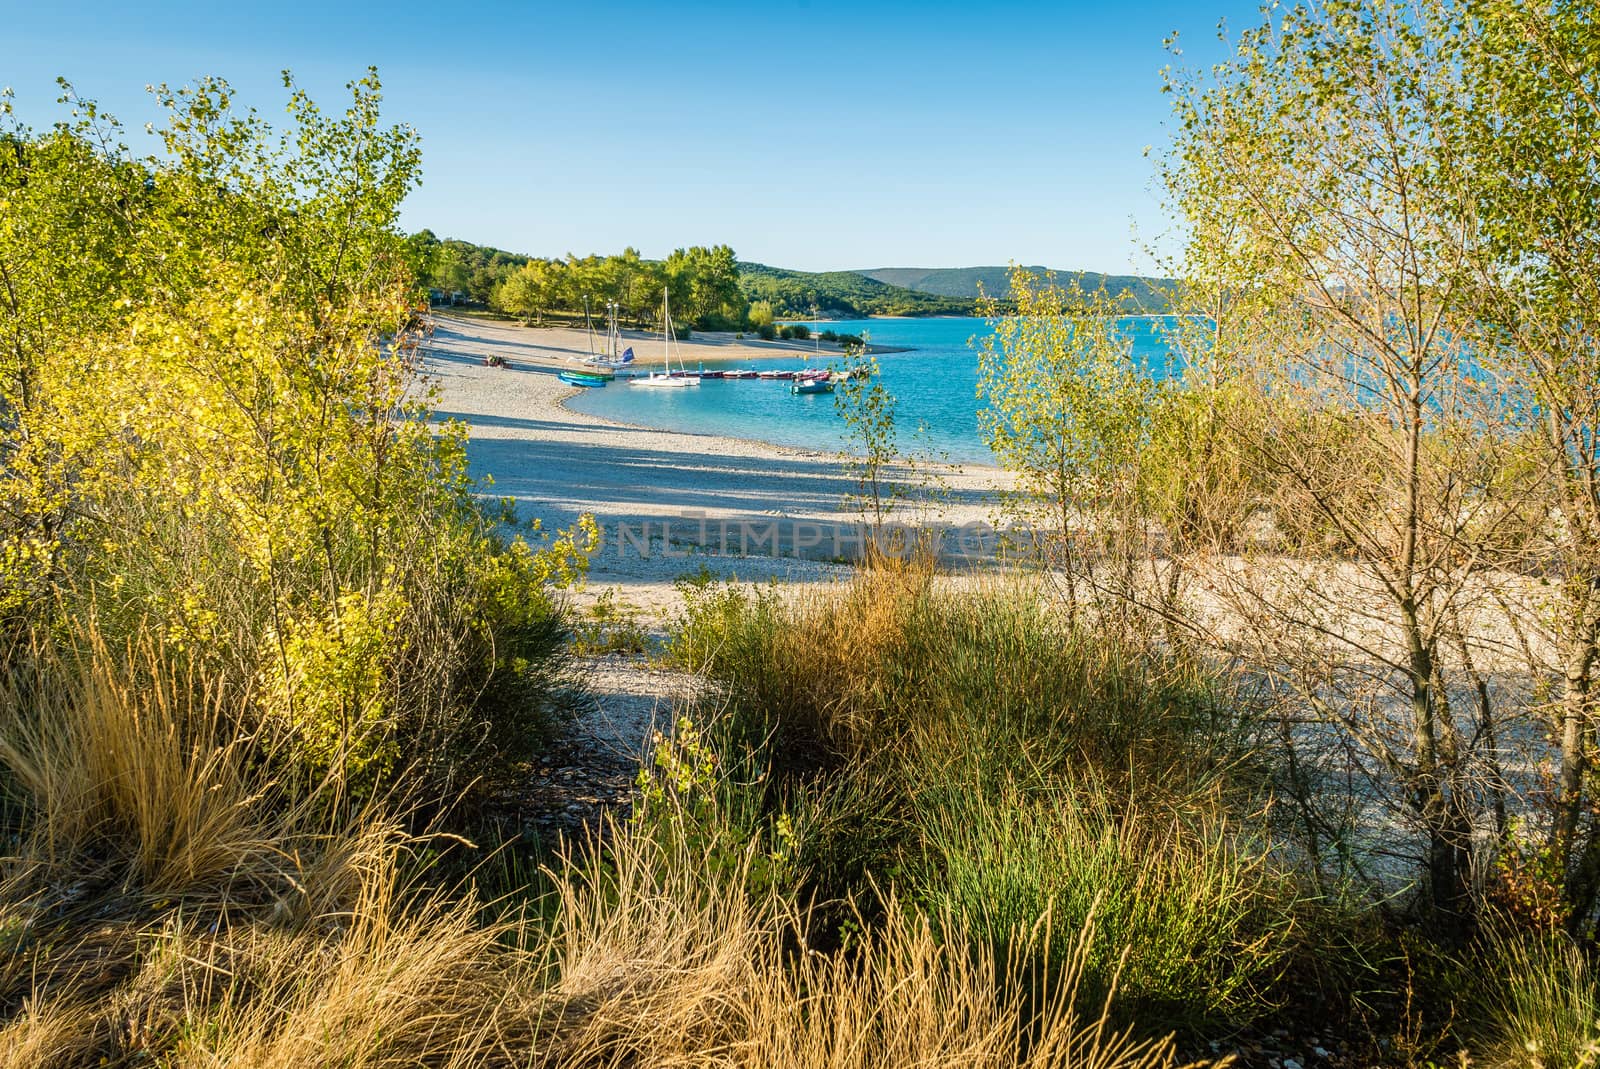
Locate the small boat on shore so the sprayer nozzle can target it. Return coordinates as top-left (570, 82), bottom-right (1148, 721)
top-left (559, 370), bottom-right (608, 387)
top-left (582, 299), bottom-right (635, 371)
top-left (583, 348), bottom-right (633, 372)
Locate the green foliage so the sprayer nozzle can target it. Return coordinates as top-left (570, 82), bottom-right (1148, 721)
top-left (425, 239), bottom-right (747, 331)
top-left (914, 781), bottom-right (1293, 1033)
top-left (409, 231), bottom-right (530, 303)
top-left (1138, 374), bottom-right (1268, 553)
top-left (975, 267), bottom-right (1155, 592)
top-left (746, 298), bottom-right (774, 330)
top-left (632, 713), bottom-right (803, 901)
top-left (670, 570), bottom-right (1241, 782)
top-left (666, 243), bottom-right (743, 329)
top-left (570, 587), bottom-right (653, 656)
top-left (0, 72), bottom-right (594, 813)
top-left (664, 569), bottom-right (1293, 1036)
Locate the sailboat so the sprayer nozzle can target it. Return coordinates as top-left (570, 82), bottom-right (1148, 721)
top-left (580, 299), bottom-right (634, 372)
top-left (630, 288), bottom-right (700, 388)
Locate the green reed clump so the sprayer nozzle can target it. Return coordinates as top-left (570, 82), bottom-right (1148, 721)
top-left (671, 567), bottom-right (1245, 787)
top-left (911, 777), bottom-right (1294, 1035)
top-left (667, 566), bottom-right (1300, 1037)
top-left (1478, 929), bottom-right (1600, 1069)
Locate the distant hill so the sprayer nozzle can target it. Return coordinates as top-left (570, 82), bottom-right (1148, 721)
top-left (739, 263), bottom-right (976, 319)
top-left (860, 266), bottom-right (1175, 311)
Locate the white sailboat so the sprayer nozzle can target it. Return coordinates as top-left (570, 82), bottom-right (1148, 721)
top-left (580, 299), bottom-right (635, 371)
top-left (630, 288), bottom-right (700, 388)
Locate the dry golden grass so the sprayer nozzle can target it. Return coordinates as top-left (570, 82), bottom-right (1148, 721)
top-left (533, 820), bottom-right (1201, 1069)
top-left (0, 820), bottom-right (1203, 1068)
top-left (0, 625), bottom-right (1214, 1068)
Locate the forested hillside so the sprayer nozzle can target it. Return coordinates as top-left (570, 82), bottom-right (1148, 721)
top-left (863, 266), bottom-right (1174, 310)
top-left (737, 263), bottom-right (976, 318)
top-left (409, 237), bottom-right (1174, 325)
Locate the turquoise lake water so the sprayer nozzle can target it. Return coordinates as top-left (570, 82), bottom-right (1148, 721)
top-left (563, 316), bottom-right (1184, 465)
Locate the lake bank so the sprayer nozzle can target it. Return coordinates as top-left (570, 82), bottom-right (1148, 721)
top-left (420, 314), bottom-right (1010, 615)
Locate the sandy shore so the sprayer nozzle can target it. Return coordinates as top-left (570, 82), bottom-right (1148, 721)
top-left (420, 314), bottom-right (1009, 615)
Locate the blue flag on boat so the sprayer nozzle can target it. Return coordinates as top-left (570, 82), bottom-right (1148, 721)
top-left (621, 347), bottom-right (634, 363)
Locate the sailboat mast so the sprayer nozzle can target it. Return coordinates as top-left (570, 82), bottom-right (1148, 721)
top-left (584, 294), bottom-right (597, 359)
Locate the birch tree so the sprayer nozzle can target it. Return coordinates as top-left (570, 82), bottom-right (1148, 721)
top-left (1163, 0), bottom-right (1532, 923)
top-left (1457, 0), bottom-right (1600, 922)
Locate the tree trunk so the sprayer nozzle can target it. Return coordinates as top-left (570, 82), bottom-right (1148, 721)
top-left (1556, 586), bottom-right (1599, 862)
top-left (1405, 617), bottom-right (1465, 922)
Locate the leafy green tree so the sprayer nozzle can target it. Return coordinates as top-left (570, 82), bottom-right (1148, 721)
top-left (0, 70), bottom-right (593, 805)
top-left (747, 299), bottom-right (775, 331)
top-left (1161, 0), bottom-right (1540, 924)
top-left (976, 267), bottom-right (1152, 622)
top-left (497, 259), bottom-right (560, 324)
top-left (1456, 0), bottom-right (1600, 919)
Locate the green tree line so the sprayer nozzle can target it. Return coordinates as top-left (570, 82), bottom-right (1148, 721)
top-left (410, 235), bottom-right (746, 332)
top-left (408, 234), bottom-right (984, 329)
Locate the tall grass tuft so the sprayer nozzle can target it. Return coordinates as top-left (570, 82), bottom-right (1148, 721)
top-left (0, 629), bottom-right (334, 903)
top-left (914, 779), bottom-right (1293, 1033)
top-left (671, 568), bottom-right (1246, 786)
top-left (1480, 929), bottom-right (1600, 1069)
top-left (541, 811), bottom-right (1195, 1069)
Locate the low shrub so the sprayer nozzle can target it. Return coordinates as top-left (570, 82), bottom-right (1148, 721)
top-left (670, 569), bottom-right (1242, 785)
top-left (571, 587), bottom-right (653, 656)
top-left (665, 568), bottom-right (1298, 1038)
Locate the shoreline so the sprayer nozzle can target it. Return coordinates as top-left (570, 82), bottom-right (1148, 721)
top-left (420, 314), bottom-right (1009, 614)
top-left (432, 313), bottom-right (997, 472)
top-left (550, 376), bottom-right (999, 474)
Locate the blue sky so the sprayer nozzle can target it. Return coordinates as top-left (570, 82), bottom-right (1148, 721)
top-left (3, 0), bottom-right (1256, 273)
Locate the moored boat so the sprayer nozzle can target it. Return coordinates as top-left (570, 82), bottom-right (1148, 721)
top-left (631, 288), bottom-right (701, 388)
top-left (791, 377), bottom-right (835, 395)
